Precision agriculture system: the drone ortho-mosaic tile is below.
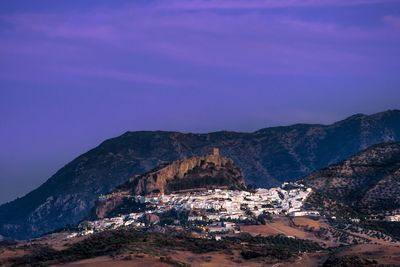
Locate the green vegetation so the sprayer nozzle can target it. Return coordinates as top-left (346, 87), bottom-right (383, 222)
top-left (6, 229), bottom-right (323, 266)
top-left (158, 209), bottom-right (189, 226)
top-left (167, 175), bottom-right (239, 192)
top-left (363, 221), bottom-right (400, 241)
top-left (323, 255), bottom-right (377, 267)
top-left (304, 142), bottom-right (400, 223)
top-left (106, 198), bottom-right (146, 218)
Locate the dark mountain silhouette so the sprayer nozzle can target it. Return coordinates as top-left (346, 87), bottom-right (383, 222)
top-left (1, 110), bottom-right (399, 239)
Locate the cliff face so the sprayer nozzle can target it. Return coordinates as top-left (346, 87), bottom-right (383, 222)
top-left (1, 110), bottom-right (400, 239)
top-left (303, 142), bottom-right (400, 216)
top-left (94, 150), bottom-right (245, 218)
top-left (131, 149), bottom-right (244, 195)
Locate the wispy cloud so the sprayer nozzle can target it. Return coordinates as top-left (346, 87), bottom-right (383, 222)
top-left (383, 15), bottom-right (400, 29)
top-left (63, 67), bottom-right (180, 86)
top-left (1, 0), bottom-right (400, 205)
top-left (1, 0), bottom-right (400, 82)
top-left (159, 0), bottom-right (400, 10)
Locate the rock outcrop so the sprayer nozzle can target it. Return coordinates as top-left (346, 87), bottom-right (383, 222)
top-left (130, 147), bottom-right (244, 195)
top-left (94, 149), bottom-right (245, 218)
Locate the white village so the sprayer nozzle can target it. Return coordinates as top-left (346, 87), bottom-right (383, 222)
top-left (72, 182), bottom-right (320, 238)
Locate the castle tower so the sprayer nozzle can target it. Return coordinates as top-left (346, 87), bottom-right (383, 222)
top-left (212, 147), bottom-right (220, 156)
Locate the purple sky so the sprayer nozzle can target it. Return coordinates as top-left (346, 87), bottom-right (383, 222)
top-left (1, 0), bottom-right (400, 204)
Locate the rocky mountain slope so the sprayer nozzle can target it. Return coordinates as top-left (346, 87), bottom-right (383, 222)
top-left (1, 110), bottom-right (400, 239)
top-left (94, 148), bottom-right (245, 218)
top-left (303, 142), bottom-right (400, 217)
top-left (131, 148), bottom-right (245, 195)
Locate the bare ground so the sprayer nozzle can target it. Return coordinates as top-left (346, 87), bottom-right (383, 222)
top-left (335, 243), bottom-right (400, 266)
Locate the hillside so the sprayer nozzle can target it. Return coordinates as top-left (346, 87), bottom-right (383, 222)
top-left (94, 149), bottom-right (245, 218)
top-left (1, 110), bottom-right (400, 239)
top-left (303, 142), bottom-right (400, 217)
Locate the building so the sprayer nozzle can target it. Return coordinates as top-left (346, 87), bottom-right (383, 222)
top-left (385, 215), bottom-right (400, 222)
top-left (289, 210), bottom-right (320, 217)
top-left (212, 147), bottom-right (220, 156)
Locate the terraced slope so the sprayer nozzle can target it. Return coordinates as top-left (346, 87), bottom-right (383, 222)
top-left (304, 142), bottom-right (400, 216)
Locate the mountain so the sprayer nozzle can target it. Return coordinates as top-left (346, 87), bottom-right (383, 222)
top-left (94, 148), bottom-right (245, 219)
top-left (303, 142), bottom-right (400, 217)
top-left (1, 110), bottom-right (400, 239)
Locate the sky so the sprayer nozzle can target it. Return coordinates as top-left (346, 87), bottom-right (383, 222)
top-left (1, 0), bottom-right (400, 204)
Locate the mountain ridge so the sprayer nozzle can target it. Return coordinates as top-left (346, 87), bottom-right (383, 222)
top-left (1, 109), bottom-right (400, 240)
top-left (303, 141), bottom-right (400, 217)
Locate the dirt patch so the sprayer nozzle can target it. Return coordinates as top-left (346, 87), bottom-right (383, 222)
top-left (293, 217), bottom-right (328, 230)
top-left (275, 252), bottom-right (330, 267)
top-left (241, 217), bottom-right (307, 239)
top-left (52, 255), bottom-right (171, 267)
top-left (172, 250), bottom-right (296, 267)
top-left (336, 243), bottom-right (400, 266)
top-left (174, 250), bottom-right (243, 267)
top-left (0, 248), bottom-right (29, 260)
top-left (240, 217), bottom-right (342, 248)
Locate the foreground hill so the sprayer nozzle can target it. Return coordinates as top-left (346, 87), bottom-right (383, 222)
top-left (0, 228), bottom-right (324, 267)
top-left (304, 142), bottom-right (400, 217)
top-left (1, 110), bottom-right (400, 239)
top-left (2, 217), bottom-right (400, 267)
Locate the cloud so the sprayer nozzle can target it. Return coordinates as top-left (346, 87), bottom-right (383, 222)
top-left (0, 0), bottom-right (399, 82)
top-left (383, 15), bottom-right (400, 29)
top-left (63, 67), bottom-right (180, 86)
top-left (159, 0), bottom-right (400, 10)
